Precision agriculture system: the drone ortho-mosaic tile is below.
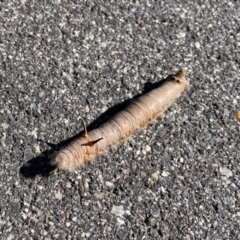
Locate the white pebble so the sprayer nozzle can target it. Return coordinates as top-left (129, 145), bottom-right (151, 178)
top-left (195, 42), bottom-right (201, 49)
top-left (151, 171), bottom-right (159, 181)
top-left (83, 181), bottom-right (89, 190)
top-left (55, 191), bottom-right (62, 200)
top-left (105, 181), bottom-right (114, 187)
top-left (1, 123), bottom-right (9, 130)
top-left (72, 216), bottom-right (77, 222)
top-left (220, 167), bottom-right (232, 178)
top-left (116, 218), bottom-right (125, 225)
top-left (7, 234), bottom-right (15, 240)
top-left (88, 33), bottom-right (94, 41)
top-left (161, 170), bottom-right (170, 177)
top-left (145, 145), bottom-right (151, 152)
top-left (111, 205), bottom-right (125, 218)
top-left (142, 149), bottom-right (146, 155)
top-left (180, 157), bottom-right (184, 163)
top-left (35, 145), bottom-right (41, 154)
top-left (65, 222), bottom-right (71, 227)
top-left (178, 31), bottom-right (186, 38)
top-left (85, 105), bottom-right (90, 113)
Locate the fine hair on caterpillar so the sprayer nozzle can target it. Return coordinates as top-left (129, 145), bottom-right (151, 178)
top-left (50, 69), bottom-right (190, 171)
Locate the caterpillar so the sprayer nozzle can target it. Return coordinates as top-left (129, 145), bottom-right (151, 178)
top-left (50, 69), bottom-right (189, 171)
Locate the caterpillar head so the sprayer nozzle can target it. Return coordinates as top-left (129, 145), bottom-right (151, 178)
top-left (50, 152), bottom-right (78, 171)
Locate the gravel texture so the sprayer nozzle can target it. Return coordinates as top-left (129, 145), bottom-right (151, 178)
top-left (0, 0), bottom-right (240, 239)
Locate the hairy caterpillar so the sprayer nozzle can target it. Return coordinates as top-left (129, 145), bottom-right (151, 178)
top-left (51, 69), bottom-right (189, 171)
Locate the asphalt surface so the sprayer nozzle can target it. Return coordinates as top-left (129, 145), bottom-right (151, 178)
top-left (0, 1), bottom-right (240, 239)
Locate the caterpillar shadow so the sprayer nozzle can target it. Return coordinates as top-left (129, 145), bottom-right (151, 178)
top-left (19, 77), bottom-right (168, 178)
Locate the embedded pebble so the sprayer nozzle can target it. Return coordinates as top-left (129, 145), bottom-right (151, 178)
top-left (195, 42), bottom-right (201, 49)
top-left (66, 222), bottom-right (71, 227)
top-left (116, 218), bottom-right (125, 225)
top-left (105, 181), bottom-right (114, 188)
top-left (220, 167), bottom-right (233, 178)
top-left (39, 90), bottom-right (45, 98)
top-left (145, 145), bottom-right (151, 152)
top-left (161, 170), bottom-right (170, 177)
top-left (111, 205), bottom-right (125, 218)
top-left (72, 216), bottom-right (77, 222)
top-left (1, 123), bottom-right (9, 130)
top-left (85, 105), bottom-right (90, 112)
top-left (81, 232), bottom-right (86, 238)
top-left (83, 181), bottom-right (89, 190)
top-left (7, 234), bottom-right (15, 240)
top-left (55, 191), bottom-right (63, 200)
top-left (151, 171), bottom-right (159, 181)
top-left (34, 145), bottom-right (41, 154)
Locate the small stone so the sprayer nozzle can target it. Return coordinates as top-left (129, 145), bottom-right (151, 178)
top-left (62, 71), bottom-right (72, 82)
top-left (88, 33), bottom-right (94, 41)
top-left (85, 105), bottom-right (90, 112)
top-left (145, 145), bottom-right (151, 152)
top-left (151, 171), bottom-right (159, 181)
top-left (55, 191), bottom-right (62, 200)
top-left (98, 174), bottom-right (103, 181)
top-left (178, 31), bottom-right (186, 38)
top-left (105, 181), bottom-right (114, 187)
top-left (1, 123), bottom-right (9, 130)
top-left (39, 90), bottom-right (45, 98)
top-left (146, 215), bottom-right (157, 227)
top-left (35, 145), bottom-right (41, 154)
top-left (81, 232), bottom-right (86, 237)
top-left (83, 181), bottom-right (89, 190)
top-left (30, 217), bottom-right (39, 224)
top-left (142, 149), bottom-right (146, 155)
top-left (220, 167), bottom-right (232, 178)
top-left (7, 234), bottom-right (15, 240)
top-left (195, 42), bottom-right (201, 49)
top-left (161, 170), bottom-right (170, 177)
top-left (180, 157), bottom-right (184, 163)
top-left (72, 216), bottom-right (77, 222)
top-left (116, 218), bottom-right (125, 225)
top-left (111, 205), bottom-right (125, 218)
top-left (66, 222), bottom-right (71, 227)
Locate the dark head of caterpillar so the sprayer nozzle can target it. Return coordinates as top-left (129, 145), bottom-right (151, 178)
top-left (51, 151), bottom-right (84, 171)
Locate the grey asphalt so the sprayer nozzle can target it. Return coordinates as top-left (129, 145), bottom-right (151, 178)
top-left (0, 1), bottom-right (240, 239)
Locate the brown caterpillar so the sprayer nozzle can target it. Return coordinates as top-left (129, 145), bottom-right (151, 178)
top-left (51, 69), bottom-right (189, 171)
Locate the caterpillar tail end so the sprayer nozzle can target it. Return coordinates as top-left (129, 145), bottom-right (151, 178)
top-left (175, 68), bottom-right (187, 78)
top-left (171, 68), bottom-right (190, 86)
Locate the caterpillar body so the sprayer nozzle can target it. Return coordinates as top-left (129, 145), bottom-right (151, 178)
top-left (50, 69), bottom-right (189, 171)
